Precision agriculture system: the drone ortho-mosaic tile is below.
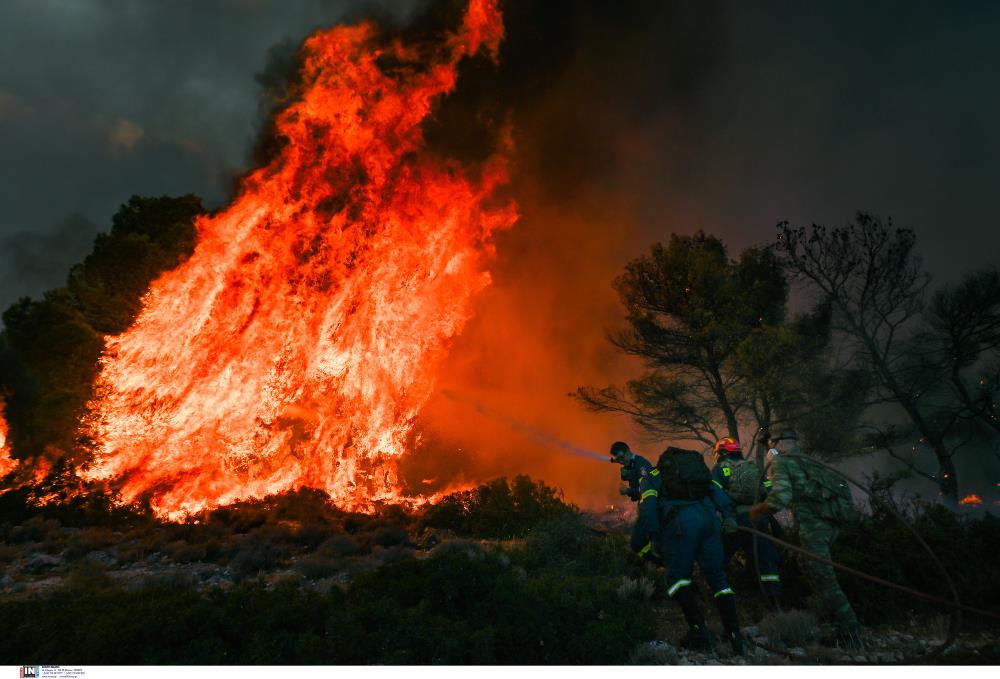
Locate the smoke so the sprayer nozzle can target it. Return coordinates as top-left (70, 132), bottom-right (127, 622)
top-left (0, 214), bottom-right (99, 310)
top-left (439, 390), bottom-right (608, 462)
top-left (401, 0), bottom-right (727, 507)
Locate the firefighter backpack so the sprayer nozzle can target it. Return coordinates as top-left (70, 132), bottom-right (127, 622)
top-left (656, 446), bottom-right (712, 500)
top-left (722, 458), bottom-right (763, 507)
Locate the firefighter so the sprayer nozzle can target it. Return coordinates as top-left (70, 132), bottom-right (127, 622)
top-left (646, 446), bottom-right (744, 655)
top-left (609, 441), bottom-right (661, 563)
top-left (750, 431), bottom-right (863, 648)
top-left (711, 436), bottom-right (784, 608)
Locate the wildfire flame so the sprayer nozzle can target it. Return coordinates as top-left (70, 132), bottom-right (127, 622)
top-left (959, 494), bottom-right (983, 506)
top-left (0, 401), bottom-right (16, 478)
top-left (81, 0), bottom-right (516, 519)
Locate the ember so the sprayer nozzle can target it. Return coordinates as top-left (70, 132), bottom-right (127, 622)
top-left (960, 494), bottom-right (984, 506)
top-left (81, 0), bottom-right (516, 519)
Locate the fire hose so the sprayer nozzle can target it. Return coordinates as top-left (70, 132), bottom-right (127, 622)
top-left (737, 452), bottom-right (998, 664)
top-left (443, 394), bottom-right (997, 660)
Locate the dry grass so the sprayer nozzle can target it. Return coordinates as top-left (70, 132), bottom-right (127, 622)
top-left (759, 609), bottom-right (821, 647)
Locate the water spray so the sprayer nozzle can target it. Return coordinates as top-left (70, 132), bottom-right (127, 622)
top-left (439, 389), bottom-right (609, 462)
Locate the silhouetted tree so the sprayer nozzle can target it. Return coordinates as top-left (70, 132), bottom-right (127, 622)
top-left (0, 194), bottom-right (202, 470)
top-left (576, 232), bottom-right (788, 447)
top-left (775, 213), bottom-right (966, 499)
top-left (925, 267), bottom-right (1000, 436)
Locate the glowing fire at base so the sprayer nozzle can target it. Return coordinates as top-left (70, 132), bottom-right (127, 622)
top-left (0, 402), bottom-right (16, 478)
top-left (82, 0), bottom-right (516, 519)
top-left (959, 494), bottom-right (983, 506)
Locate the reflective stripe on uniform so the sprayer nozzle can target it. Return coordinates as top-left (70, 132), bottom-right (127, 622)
top-left (712, 479), bottom-right (723, 489)
top-left (763, 480), bottom-right (773, 488)
top-left (714, 587), bottom-right (735, 598)
top-left (722, 467), bottom-right (732, 477)
top-left (638, 541), bottom-right (653, 557)
top-left (640, 489), bottom-right (658, 501)
top-left (760, 574), bottom-right (781, 582)
top-left (650, 469), bottom-right (660, 477)
top-left (668, 579), bottom-right (692, 596)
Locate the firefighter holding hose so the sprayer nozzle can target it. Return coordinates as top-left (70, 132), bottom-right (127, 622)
top-left (750, 430), bottom-right (863, 648)
top-left (711, 436), bottom-right (785, 609)
top-left (609, 441), bottom-right (662, 564)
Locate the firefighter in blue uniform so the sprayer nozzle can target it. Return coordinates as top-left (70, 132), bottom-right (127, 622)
top-left (636, 445), bottom-right (745, 654)
top-left (609, 441), bottom-right (661, 563)
top-left (711, 436), bottom-right (784, 609)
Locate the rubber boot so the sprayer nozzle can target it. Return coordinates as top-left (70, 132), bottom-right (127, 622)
top-left (715, 594), bottom-right (745, 656)
top-left (674, 587), bottom-right (713, 651)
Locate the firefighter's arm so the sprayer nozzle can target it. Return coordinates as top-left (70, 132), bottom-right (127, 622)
top-left (709, 483), bottom-right (733, 520)
top-left (750, 461), bottom-right (792, 522)
top-left (710, 463), bottom-right (728, 492)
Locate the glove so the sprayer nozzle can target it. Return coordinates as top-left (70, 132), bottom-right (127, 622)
top-left (749, 501), bottom-right (771, 524)
top-left (722, 517), bottom-right (739, 534)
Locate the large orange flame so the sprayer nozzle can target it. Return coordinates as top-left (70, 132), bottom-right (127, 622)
top-left (959, 494), bottom-right (983, 506)
top-left (0, 401), bottom-right (16, 477)
top-left (82, 0), bottom-right (516, 519)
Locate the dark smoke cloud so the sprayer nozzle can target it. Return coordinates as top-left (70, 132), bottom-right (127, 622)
top-left (0, 0), bottom-right (422, 310)
top-left (415, 0), bottom-right (1000, 505)
top-left (0, 214), bottom-right (99, 305)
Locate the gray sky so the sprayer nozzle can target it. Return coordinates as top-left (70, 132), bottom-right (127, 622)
top-left (0, 0), bottom-right (420, 307)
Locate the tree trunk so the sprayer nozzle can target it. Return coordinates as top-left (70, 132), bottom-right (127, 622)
top-left (852, 308), bottom-right (960, 500)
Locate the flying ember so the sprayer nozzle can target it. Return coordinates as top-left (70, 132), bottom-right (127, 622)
top-left (81, 0), bottom-right (516, 519)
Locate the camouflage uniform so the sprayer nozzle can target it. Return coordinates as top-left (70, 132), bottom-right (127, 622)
top-left (764, 451), bottom-right (860, 637)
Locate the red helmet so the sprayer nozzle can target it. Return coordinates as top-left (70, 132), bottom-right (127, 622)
top-left (714, 437), bottom-right (741, 455)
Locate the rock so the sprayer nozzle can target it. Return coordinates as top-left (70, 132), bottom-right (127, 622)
top-left (25, 553), bottom-right (64, 574)
top-left (86, 550), bottom-right (116, 567)
top-left (853, 655), bottom-right (866, 663)
top-left (789, 647), bottom-right (806, 656)
top-left (839, 656), bottom-right (852, 663)
top-left (0, 573), bottom-right (14, 588)
top-left (743, 626), bottom-right (760, 637)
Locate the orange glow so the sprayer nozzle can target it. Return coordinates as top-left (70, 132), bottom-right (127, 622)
top-left (960, 494), bottom-right (983, 506)
top-left (0, 401), bottom-right (16, 478)
top-left (81, 0), bottom-right (516, 519)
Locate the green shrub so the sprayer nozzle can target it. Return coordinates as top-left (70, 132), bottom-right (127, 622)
top-left (514, 515), bottom-right (631, 578)
top-left (294, 555), bottom-right (343, 579)
top-left (229, 533), bottom-right (289, 580)
top-left (420, 475), bottom-right (576, 539)
top-left (317, 534), bottom-right (362, 557)
top-left (0, 540), bottom-right (658, 664)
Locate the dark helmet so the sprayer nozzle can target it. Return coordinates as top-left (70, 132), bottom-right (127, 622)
top-left (609, 441), bottom-right (631, 462)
